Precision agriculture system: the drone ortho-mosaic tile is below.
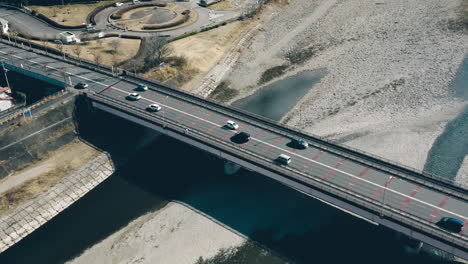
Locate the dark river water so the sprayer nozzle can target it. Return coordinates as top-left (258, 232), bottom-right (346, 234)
top-left (424, 57), bottom-right (468, 181)
top-left (0, 70), bottom-right (459, 264)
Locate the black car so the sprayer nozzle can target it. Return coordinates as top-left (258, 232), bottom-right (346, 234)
top-left (437, 217), bottom-right (464, 233)
top-left (231, 132), bottom-right (251, 144)
top-left (288, 138), bottom-right (309, 149)
top-left (75, 82), bottom-right (88, 89)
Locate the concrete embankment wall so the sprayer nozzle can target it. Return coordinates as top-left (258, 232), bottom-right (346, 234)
top-left (0, 95), bottom-right (116, 253)
top-left (0, 153), bottom-right (114, 253)
top-left (0, 97), bottom-right (77, 180)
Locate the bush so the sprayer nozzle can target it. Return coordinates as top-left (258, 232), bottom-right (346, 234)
top-left (111, 3), bottom-right (167, 20)
top-left (258, 65), bottom-right (289, 84)
top-left (168, 55), bottom-right (188, 67)
top-left (208, 81), bottom-right (239, 103)
top-left (142, 10), bottom-right (190, 30)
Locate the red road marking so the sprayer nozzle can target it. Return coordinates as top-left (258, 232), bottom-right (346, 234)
top-left (100, 87), bottom-right (113, 95)
top-left (399, 186), bottom-right (422, 210)
top-left (300, 151), bottom-right (324, 172)
top-left (205, 118), bottom-right (230, 134)
top-left (463, 221), bottom-right (468, 234)
top-left (322, 159), bottom-right (346, 180)
top-left (189, 112), bottom-right (213, 127)
top-left (260, 136), bottom-right (284, 155)
top-left (174, 106), bottom-right (197, 121)
top-left (290, 148), bottom-right (299, 153)
top-left (223, 125), bottom-right (246, 140)
top-left (241, 130), bottom-right (266, 148)
top-left (346, 167), bottom-right (370, 189)
top-left (372, 176), bottom-right (396, 200)
top-left (427, 196), bottom-right (450, 222)
top-left (159, 101), bottom-right (182, 115)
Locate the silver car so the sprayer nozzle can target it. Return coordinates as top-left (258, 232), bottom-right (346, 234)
top-left (127, 93), bottom-right (141, 101)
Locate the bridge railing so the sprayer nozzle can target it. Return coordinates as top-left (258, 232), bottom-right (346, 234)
top-left (89, 93), bottom-right (468, 254)
top-left (0, 37), bottom-right (466, 195)
top-left (121, 73), bottom-right (468, 198)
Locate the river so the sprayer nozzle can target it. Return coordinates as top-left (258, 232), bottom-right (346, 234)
top-left (0, 70), bottom-right (459, 264)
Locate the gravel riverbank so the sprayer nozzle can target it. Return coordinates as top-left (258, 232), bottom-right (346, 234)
top-left (225, 0), bottom-right (468, 181)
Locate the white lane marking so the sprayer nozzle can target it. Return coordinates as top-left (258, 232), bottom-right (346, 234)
top-left (2, 48), bottom-right (467, 221)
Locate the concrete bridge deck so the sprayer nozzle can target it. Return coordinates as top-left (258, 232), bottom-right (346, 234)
top-left (0, 41), bottom-right (466, 259)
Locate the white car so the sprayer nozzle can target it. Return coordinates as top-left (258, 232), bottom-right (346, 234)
top-left (147, 104), bottom-right (162, 112)
top-left (114, 2), bottom-right (123, 7)
top-left (225, 120), bottom-right (239, 130)
top-left (126, 93), bottom-right (141, 101)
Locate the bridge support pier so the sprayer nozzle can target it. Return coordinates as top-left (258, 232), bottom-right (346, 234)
top-left (224, 160), bottom-right (241, 175)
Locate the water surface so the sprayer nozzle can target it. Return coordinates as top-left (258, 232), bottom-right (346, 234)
top-left (232, 70), bottom-right (324, 121)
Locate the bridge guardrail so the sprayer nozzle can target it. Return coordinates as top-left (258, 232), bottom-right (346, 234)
top-left (0, 37), bottom-right (466, 196)
top-left (89, 93), bottom-right (468, 253)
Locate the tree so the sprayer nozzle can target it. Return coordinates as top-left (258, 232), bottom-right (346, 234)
top-left (96, 38), bottom-right (103, 48)
top-left (144, 35), bottom-right (173, 69)
top-left (42, 40), bottom-right (49, 54)
top-left (72, 45), bottom-right (82, 62)
top-left (91, 49), bottom-right (102, 68)
top-left (109, 39), bottom-right (120, 54)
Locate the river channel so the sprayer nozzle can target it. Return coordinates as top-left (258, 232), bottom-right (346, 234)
top-left (0, 70), bottom-right (458, 264)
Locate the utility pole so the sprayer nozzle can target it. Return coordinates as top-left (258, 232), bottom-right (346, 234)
top-left (2, 62), bottom-right (11, 89)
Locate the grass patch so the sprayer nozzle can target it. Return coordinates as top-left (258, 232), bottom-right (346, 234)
top-left (28, 1), bottom-right (118, 26)
top-left (285, 46), bottom-right (320, 65)
top-left (258, 64), bottom-right (289, 84)
top-left (208, 81), bottom-right (239, 102)
top-left (209, 0), bottom-right (236, 10)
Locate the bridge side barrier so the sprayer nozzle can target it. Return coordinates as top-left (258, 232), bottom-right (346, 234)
top-left (88, 93), bottom-right (468, 255)
top-left (121, 74), bottom-right (468, 199)
top-left (0, 90), bottom-right (69, 127)
top-left (0, 37), bottom-right (465, 196)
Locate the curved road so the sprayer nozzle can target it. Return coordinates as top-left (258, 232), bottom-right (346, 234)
top-left (0, 0), bottom-right (240, 41)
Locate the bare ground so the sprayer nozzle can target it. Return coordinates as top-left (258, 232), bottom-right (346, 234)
top-left (28, 1), bottom-right (118, 26)
top-left (0, 139), bottom-right (100, 217)
top-left (62, 38), bottom-right (141, 67)
top-left (141, 20), bottom-right (257, 88)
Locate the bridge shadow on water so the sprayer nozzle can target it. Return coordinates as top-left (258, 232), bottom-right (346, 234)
top-left (0, 97), bottom-right (461, 264)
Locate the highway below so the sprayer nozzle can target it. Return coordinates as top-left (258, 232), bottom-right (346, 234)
top-left (0, 41), bottom-right (467, 259)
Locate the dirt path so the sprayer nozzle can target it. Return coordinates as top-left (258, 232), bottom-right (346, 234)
top-left (0, 140), bottom-right (100, 217)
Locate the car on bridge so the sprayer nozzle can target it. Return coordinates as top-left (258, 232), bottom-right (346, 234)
top-left (276, 154), bottom-right (292, 165)
top-left (225, 120), bottom-right (239, 130)
top-left (437, 217), bottom-right (464, 233)
top-left (147, 104), bottom-right (162, 112)
top-left (114, 2), bottom-right (124, 7)
top-left (75, 82), bottom-right (88, 89)
top-left (288, 138), bottom-right (309, 149)
top-left (126, 93), bottom-right (141, 101)
top-left (136, 84), bottom-right (148, 91)
top-left (231, 131), bottom-right (251, 144)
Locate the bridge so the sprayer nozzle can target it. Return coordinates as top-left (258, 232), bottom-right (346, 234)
top-left (0, 40), bottom-right (467, 259)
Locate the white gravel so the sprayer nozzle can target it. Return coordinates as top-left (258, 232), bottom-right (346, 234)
top-left (67, 202), bottom-right (245, 264)
top-left (456, 156), bottom-right (468, 185)
top-left (225, 0), bottom-right (468, 175)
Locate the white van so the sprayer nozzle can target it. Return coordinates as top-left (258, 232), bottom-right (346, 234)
top-left (277, 154), bottom-right (291, 165)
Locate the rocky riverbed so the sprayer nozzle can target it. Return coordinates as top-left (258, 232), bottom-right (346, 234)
top-left (225, 0), bottom-right (468, 182)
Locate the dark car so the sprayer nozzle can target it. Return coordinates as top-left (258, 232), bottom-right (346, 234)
top-left (437, 217), bottom-right (464, 233)
top-left (231, 131), bottom-right (251, 144)
top-left (75, 82), bottom-right (88, 89)
top-left (288, 138), bottom-right (309, 149)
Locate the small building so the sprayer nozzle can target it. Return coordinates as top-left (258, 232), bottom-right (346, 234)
top-left (59, 31), bottom-right (76, 44)
top-left (0, 86), bottom-right (13, 112)
top-left (0, 18), bottom-right (9, 34)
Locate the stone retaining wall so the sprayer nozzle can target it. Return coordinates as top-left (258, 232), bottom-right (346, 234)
top-left (0, 153), bottom-right (114, 253)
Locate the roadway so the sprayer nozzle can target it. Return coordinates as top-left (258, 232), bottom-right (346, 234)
top-left (0, 41), bottom-right (467, 257)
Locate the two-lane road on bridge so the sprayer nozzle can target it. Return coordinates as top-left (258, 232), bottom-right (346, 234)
top-left (0, 41), bottom-right (467, 258)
